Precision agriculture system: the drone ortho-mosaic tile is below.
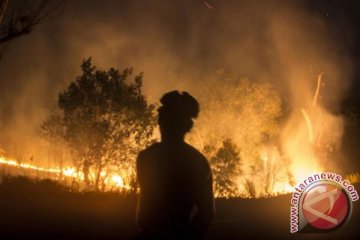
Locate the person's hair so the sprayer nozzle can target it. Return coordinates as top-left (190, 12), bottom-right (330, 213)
top-left (158, 91), bottom-right (199, 137)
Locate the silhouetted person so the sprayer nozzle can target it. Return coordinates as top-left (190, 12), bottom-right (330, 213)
top-left (135, 91), bottom-right (215, 240)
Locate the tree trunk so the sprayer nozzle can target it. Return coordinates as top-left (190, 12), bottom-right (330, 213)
top-left (0, 0), bottom-right (9, 25)
top-left (83, 159), bottom-right (90, 188)
top-left (94, 164), bottom-right (103, 191)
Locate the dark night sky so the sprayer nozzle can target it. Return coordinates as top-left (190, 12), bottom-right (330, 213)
top-left (0, 0), bottom-right (359, 170)
top-left (308, 0), bottom-right (360, 104)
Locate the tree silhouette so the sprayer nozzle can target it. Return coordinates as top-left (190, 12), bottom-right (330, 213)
top-left (206, 139), bottom-right (241, 198)
top-left (41, 58), bottom-right (156, 190)
top-left (0, 0), bottom-right (67, 55)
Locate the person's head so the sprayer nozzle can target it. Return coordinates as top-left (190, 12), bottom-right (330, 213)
top-left (158, 91), bottom-right (199, 142)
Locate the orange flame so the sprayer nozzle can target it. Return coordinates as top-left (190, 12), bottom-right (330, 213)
top-left (0, 155), bottom-right (130, 190)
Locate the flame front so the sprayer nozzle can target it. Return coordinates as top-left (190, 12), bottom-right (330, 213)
top-left (0, 155), bottom-right (129, 190)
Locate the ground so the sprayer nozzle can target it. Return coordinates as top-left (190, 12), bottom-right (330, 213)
top-left (0, 177), bottom-right (358, 240)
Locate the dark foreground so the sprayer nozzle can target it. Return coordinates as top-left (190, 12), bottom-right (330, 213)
top-left (0, 176), bottom-right (359, 240)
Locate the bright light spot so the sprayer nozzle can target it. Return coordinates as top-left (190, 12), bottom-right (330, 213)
top-left (111, 175), bottom-right (124, 187)
top-left (63, 168), bottom-right (75, 177)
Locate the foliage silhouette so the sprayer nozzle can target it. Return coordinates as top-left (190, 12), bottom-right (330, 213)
top-left (41, 58), bottom-right (156, 190)
top-left (205, 139), bottom-right (241, 198)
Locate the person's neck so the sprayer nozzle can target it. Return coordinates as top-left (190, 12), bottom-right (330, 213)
top-left (161, 135), bottom-right (185, 144)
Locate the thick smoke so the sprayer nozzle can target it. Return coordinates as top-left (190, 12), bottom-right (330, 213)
top-left (0, 0), bottom-right (354, 179)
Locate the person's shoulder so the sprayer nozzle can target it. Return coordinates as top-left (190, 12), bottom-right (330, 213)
top-left (184, 143), bottom-right (210, 168)
top-left (137, 142), bottom-right (162, 160)
top-left (141, 142), bottom-right (162, 153)
top-left (184, 143), bottom-right (205, 157)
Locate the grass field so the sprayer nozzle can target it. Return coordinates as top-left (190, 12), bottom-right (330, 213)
top-left (0, 176), bottom-right (358, 240)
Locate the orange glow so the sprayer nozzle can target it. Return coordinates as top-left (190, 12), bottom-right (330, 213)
top-left (0, 155), bottom-right (131, 191)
